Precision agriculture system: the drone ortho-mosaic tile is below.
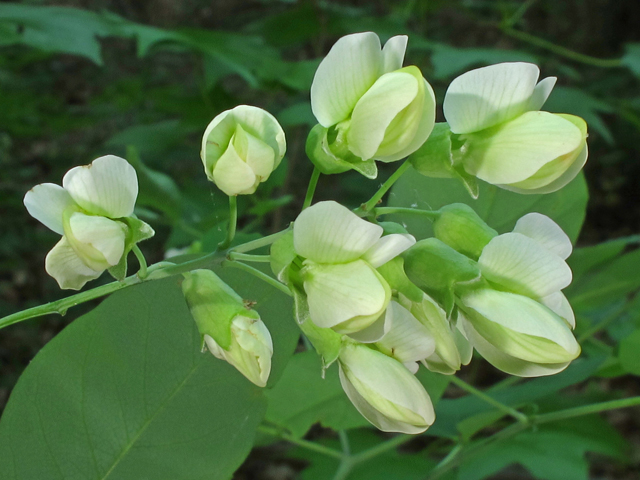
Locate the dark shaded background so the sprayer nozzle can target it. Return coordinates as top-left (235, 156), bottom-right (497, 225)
top-left (1, 1), bottom-right (639, 478)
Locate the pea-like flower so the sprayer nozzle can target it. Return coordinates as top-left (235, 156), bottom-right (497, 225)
top-left (201, 105), bottom-right (286, 196)
top-left (182, 269), bottom-right (273, 387)
top-left (23, 155), bottom-right (154, 290)
top-left (293, 201), bottom-right (415, 335)
top-left (458, 213), bottom-right (580, 376)
top-left (443, 62), bottom-right (588, 194)
top-left (308, 32), bottom-right (436, 176)
top-left (338, 341), bottom-right (435, 434)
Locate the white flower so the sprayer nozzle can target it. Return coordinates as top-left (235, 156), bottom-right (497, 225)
top-left (293, 201), bottom-right (415, 335)
top-left (23, 155), bottom-right (151, 290)
top-left (443, 63), bottom-right (588, 193)
top-left (338, 342), bottom-right (435, 434)
top-left (310, 32), bottom-right (436, 163)
top-left (201, 105), bottom-right (286, 196)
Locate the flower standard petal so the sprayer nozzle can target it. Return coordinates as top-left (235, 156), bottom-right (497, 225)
top-left (526, 76), bottom-right (557, 111)
top-left (513, 213), bottom-right (573, 260)
top-left (479, 232), bottom-right (572, 298)
top-left (347, 70), bottom-right (419, 161)
top-left (302, 259), bottom-right (390, 332)
top-left (45, 236), bottom-right (103, 290)
top-left (540, 291), bottom-right (576, 328)
top-left (381, 35), bottom-right (408, 73)
top-left (23, 183), bottom-right (75, 235)
top-left (293, 201), bottom-right (382, 264)
top-left (311, 32), bottom-right (383, 127)
top-left (362, 233), bottom-right (416, 268)
top-left (62, 155), bottom-right (138, 218)
top-left (444, 62), bottom-right (541, 134)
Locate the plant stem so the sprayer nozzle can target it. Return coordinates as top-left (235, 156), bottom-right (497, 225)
top-left (449, 375), bottom-right (529, 423)
top-left (502, 27), bottom-right (622, 68)
top-left (219, 195), bottom-right (238, 250)
top-left (352, 434), bottom-right (413, 463)
top-left (257, 425), bottom-right (343, 460)
top-left (338, 431), bottom-right (351, 455)
top-left (222, 260), bottom-right (292, 296)
top-left (358, 160), bottom-right (412, 214)
top-left (577, 301), bottom-right (628, 343)
top-left (231, 228), bottom-right (291, 254)
top-left (502, 0), bottom-right (538, 27)
top-left (132, 245), bottom-right (148, 279)
top-left (332, 431), bottom-right (354, 480)
top-left (228, 252), bottom-right (271, 263)
top-left (425, 396), bottom-right (640, 479)
top-left (373, 206), bottom-right (439, 220)
top-left (303, 167), bottom-right (321, 210)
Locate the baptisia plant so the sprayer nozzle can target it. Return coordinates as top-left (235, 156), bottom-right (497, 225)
top-left (23, 155), bottom-right (154, 290)
top-left (307, 32), bottom-right (436, 178)
top-left (182, 269), bottom-right (273, 387)
top-left (444, 62), bottom-right (588, 194)
top-left (292, 201), bottom-right (415, 336)
top-left (201, 105), bottom-right (286, 196)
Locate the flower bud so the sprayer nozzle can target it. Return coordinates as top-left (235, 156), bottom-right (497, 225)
top-left (443, 62), bottom-right (588, 194)
top-left (432, 204), bottom-right (498, 260)
top-left (309, 32), bottom-right (435, 173)
top-left (201, 105), bottom-right (286, 196)
top-left (182, 269), bottom-right (272, 387)
top-left (23, 155), bottom-right (154, 290)
top-left (293, 201), bottom-right (414, 335)
top-left (338, 342), bottom-right (435, 433)
top-left (458, 288), bottom-right (580, 377)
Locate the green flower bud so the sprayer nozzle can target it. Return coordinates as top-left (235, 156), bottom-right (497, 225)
top-left (310, 32), bottom-right (436, 172)
top-left (201, 105), bottom-right (286, 196)
top-left (338, 342), bottom-right (435, 434)
top-left (23, 155), bottom-right (154, 290)
top-left (433, 204), bottom-right (498, 260)
top-left (182, 269), bottom-right (272, 387)
top-left (444, 63), bottom-right (588, 194)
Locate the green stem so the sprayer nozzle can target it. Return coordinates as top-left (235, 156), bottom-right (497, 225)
top-left (338, 431), bottom-right (351, 455)
top-left (219, 196), bottom-right (238, 250)
top-left (577, 302), bottom-right (628, 343)
top-left (373, 207), bottom-right (439, 220)
top-left (257, 425), bottom-right (343, 460)
top-left (502, 27), bottom-right (622, 68)
top-left (358, 160), bottom-right (412, 214)
top-left (231, 228), bottom-right (291, 254)
top-left (332, 431), bottom-right (354, 480)
top-left (352, 434), bottom-right (413, 463)
top-left (502, 0), bottom-right (538, 27)
top-left (303, 167), bottom-right (321, 210)
top-left (228, 252), bottom-right (271, 263)
top-left (222, 260), bottom-right (292, 296)
top-left (132, 245), bottom-right (148, 279)
top-left (449, 375), bottom-right (529, 423)
top-left (425, 396), bottom-right (640, 479)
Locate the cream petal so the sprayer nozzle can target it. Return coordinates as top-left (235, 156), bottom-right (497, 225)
top-left (68, 213), bottom-right (126, 266)
top-left (311, 32), bottom-right (383, 127)
top-left (479, 232), bottom-right (572, 298)
top-left (444, 62), bottom-right (541, 134)
top-left (527, 76), bottom-right (557, 111)
top-left (462, 111), bottom-right (583, 185)
top-left (348, 71), bottom-right (419, 160)
top-left (381, 35), bottom-right (408, 73)
top-left (346, 312), bottom-right (389, 343)
top-left (212, 142), bottom-right (258, 196)
top-left (45, 236), bottom-right (103, 290)
top-left (540, 292), bottom-right (576, 329)
top-left (62, 155), bottom-right (138, 218)
top-left (233, 124), bottom-right (276, 180)
top-left (461, 289), bottom-right (580, 356)
top-left (303, 260), bottom-right (388, 329)
top-left (513, 213), bottom-right (573, 260)
top-left (362, 233), bottom-right (416, 268)
top-left (293, 201), bottom-right (382, 264)
top-left (24, 183), bottom-right (75, 235)
top-left (460, 315), bottom-right (572, 377)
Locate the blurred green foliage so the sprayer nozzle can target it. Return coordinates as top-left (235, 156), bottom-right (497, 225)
top-left (1, 1), bottom-right (640, 479)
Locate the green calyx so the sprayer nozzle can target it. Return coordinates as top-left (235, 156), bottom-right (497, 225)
top-left (433, 204), bottom-right (498, 260)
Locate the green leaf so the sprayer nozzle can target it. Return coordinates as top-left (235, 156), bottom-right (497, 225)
top-left (0, 279), bottom-right (267, 479)
top-left (265, 351), bottom-right (369, 437)
top-left (621, 43), bottom-right (640, 77)
top-left (388, 166), bottom-right (588, 243)
top-left (619, 329), bottom-right (640, 376)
